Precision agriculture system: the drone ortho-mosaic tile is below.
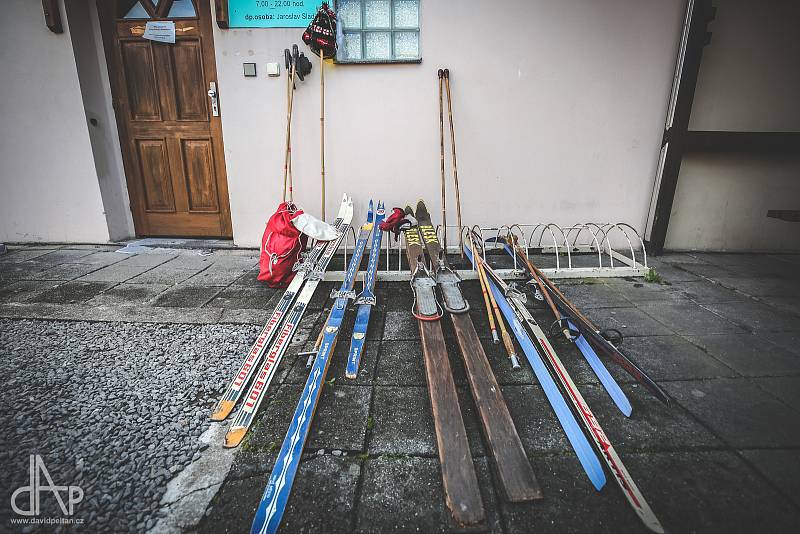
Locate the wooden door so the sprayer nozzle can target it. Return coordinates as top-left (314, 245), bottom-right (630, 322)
top-left (100, 0), bottom-right (232, 237)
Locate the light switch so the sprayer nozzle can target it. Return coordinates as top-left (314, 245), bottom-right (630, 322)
top-left (243, 63), bottom-right (257, 77)
top-left (267, 62), bottom-right (280, 77)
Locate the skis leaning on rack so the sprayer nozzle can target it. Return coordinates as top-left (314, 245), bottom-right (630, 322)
top-left (346, 201), bottom-right (385, 379)
top-left (468, 240), bottom-right (664, 533)
top-left (415, 200), bottom-right (542, 502)
top-left (210, 194), bottom-right (352, 423)
top-left (403, 212), bottom-right (485, 526)
top-left (251, 204), bottom-right (373, 534)
top-left (221, 196), bottom-right (354, 448)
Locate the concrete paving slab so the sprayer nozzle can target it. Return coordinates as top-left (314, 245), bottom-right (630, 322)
top-left (502, 385), bottom-right (574, 454)
top-left (368, 386), bottom-right (437, 455)
top-left (0, 260), bottom-right (54, 281)
top-left (152, 286), bottom-right (225, 308)
top-left (653, 253), bottom-right (710, 265)
top-left (686, 333), bottom-right (800, 377)
top-left (760, 295), bottom-right (800, 316)
top-left (705, 300), bottom-right (800, 333)
top-left (306, 281), bottom-right (339, 311)
top-left (666, 378), bottom-right (800, 448)
top-left (740, 449), bottom-right (800, 508)
top-left (382, 310), bottom-right (420, 340)
top-left (357, 455), bottom-right (500, 534)
top-left (31, 262), bottom-right (104, 281)
top-left (375, 340), bottom-right (427, 386)
top-left (0, 280), bottom-right (61, 303)
top-left (200, 455), bottom-right (360, 534)
top-left (585, 306), bottom-right (676, 337)
top-left (558, 281), bottom-right (638, 308)
top-left (33, 248), bottom-right (98, 263)
top-left (28, 280), bottom-right (115, 304)
top-left (631, 262), bottom-right (703, 282)
top-left (118, 253), bottom-right (177, 268)
top-left (638, 301), bottom-right (745, 335)
top-left (86, 283), bottom-right (169, 306)
top-left (329, 341), bottom-right (381, 385)
top-left (753, 376), bottom-right (800, 412)
top-left (669, 262), bottom-right (739, 279)
top-left (127, 265), bottom-right (207, 285)
top-left (672, 279), bottom-right (748, 303)
top-left (713, 276), bottom-right (800, 297)
top-left (206, 286), bottom-right (278, 309)
top-left (609, 280), bottom-right (687, 304)
top-left (182, 266), bottom-right (251, 287)
top-left (0, 303), bottom-right (225, 324)
top-left (308, 384), bottom-right (371, 451)
top-left (78, 261), bottom-right (161, 283)
top-left (618, 335), bottom-right (737, 381)
top-left (71, 250), bottom-right (130, 266)
top-left (0, 248), bottom-right (56, 262)
top-left (583, 384), bottom-right (723, 451)
top-left (245, 383), bottom-right (304, 449)
top-left (230, 267), bottom-right (262, 286)
top-left (217, 308), bottom-right (272, 324)
top-left (483, 336), bottom-right (537, 385)
top-left (766, 332), bottom-right (800, 357)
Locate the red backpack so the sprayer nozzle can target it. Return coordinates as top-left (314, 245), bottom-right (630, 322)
top-left (258, 202), bottom-right (308, 288)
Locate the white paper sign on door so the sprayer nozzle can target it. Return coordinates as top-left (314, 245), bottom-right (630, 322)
top-left (143, 21), bottom-right (176, 44)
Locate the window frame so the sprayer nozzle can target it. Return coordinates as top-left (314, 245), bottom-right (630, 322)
top-left (335, 0), bottom-right (422, 65)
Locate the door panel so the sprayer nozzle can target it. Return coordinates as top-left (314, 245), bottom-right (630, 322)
top-left (121, 41), bottom-right (161, 121)
top-left (101, 0), bottom-right (232, 238)
top-left (137, 139), bottom-right (175, 211)
top-left (172, 41), bottom-right (208, 121)
top-left (181, 139), bottom-right (219, 211)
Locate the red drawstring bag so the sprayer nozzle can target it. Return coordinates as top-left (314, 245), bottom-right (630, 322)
top-left (258, 202), bottom-right (308, 288)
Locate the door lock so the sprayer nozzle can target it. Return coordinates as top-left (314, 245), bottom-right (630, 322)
top-left (208, 82), bottom-right (219, 117)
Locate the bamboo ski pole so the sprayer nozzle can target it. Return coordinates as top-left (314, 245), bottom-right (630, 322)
top-left (320, 49), bottom-right (326, 220)
top-left (472, 235), bottom-right (520, 368)
top-left (444, 69), bottom-right (463, 258)
top-left (470, 234), bottom-right (499, 345)
top-left (282, 57), bottom-right (297, 202)
top-left (438, 69), bottom-right (447, 254)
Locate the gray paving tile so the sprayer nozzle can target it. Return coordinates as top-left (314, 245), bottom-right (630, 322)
top-left (114, 253), bottom-right (176, 268)
top-left (86, 284), bottom-right (169, 306)
top-left (369, 386), bottom-right (436, 455)
top-left (31, 262), bottom-right (104, 281)
top-left (0, 260), bottom-right (53, 281)
top-left (555, 281), bottom-right (633, 308)
top-left (308, 385), bottom-right (371, 451)
top-left (631, 262), bottom-right (704, 282)
top-left (0, 280), bottom-right (61, 303)
top-left (205, 287), bottom-right (278, 309)
top-left (77, 261), bottom-right (159, 283)
top-left (669, 262), bottom-right (739, 279)
top-left (638, 301), bottom-right (744, 335)
top-left (653, 253), bottom-right (710, 265)
top-left (381, 310), bottom-right (419, 340)
top-left (582, 384), bottom-right (723, 450)
top-left (375, 340), bottom-right (427, 386)
top-left (714, 276), bottom-right (800, 297)
top-left (753, 376), bottom-right (800, 412)
top-left (767, 332), bottom-right (800, 358)
top-left (151, 285), bottom-right (223, 308)
top-left (32, 248), bottom-right (98, 264)
top-left (759, 296), bottom-right (800, 317)
top-left (618, 335), bottom-right (736, 381)
top-left (218, 307), bottom-right (274, 324)
top-left (672, 279), bottom-right (748, 303)
top-left (70, 251), bottom-right (130, 266)
top-left (585, 307), bottom-right (675, 337)
top-left (705, 300), bottom-right (800, 333)
top-left (126, 265), bottom-right (206, 285)
top-left (0, 249), bottom-right (56, 262)
top-left (740, 449), bottom-right (800, 508)
top-left (666, 378), bottom-right (800, 448)
top-left (28, 281), bottom-right (115, 304)
top-left (686, 333), bottom-right (800, 377)
top-left (502, 385), bottom-right (575, 454)
top-left (607, 279), bottom-right (687, 304)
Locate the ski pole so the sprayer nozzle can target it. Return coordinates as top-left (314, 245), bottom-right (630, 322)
top-left (470, 233), bottom-right (499, 344)
top-left (444, 69), bottom-right (463, 258)
top-left (282, 51), bottom-right (297, 202)
top-left (320, 48), bottom-right (326, 220)
top-left (508, 235), bottom-right (572, 340)
top-left (438, 68), bottom-right (447, 255)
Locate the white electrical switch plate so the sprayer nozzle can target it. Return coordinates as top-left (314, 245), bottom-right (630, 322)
top-left (267, 62), bottom-right (280, 77)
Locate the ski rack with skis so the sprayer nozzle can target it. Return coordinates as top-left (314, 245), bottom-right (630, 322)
top-left (323, 221), bottom-right (649, 281)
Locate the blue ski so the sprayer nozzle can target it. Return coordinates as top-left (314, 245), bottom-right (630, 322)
top-left (251, 205), bottom-right (374, 534)
top-left (463, 244), bottom-right (606, 491)
top-left (346, 200), bottom-right (385, 379)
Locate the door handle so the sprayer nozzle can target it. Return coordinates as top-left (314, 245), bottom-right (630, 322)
top-left (208, 81), bottom-right (219, 117)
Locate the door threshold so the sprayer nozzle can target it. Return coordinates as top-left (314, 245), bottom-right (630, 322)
top-left (116, 238), bottom-right (242, 256)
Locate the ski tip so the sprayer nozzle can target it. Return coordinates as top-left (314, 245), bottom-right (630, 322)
top-left (404, 205), bottom-right (414, 216)
top-left (345, 371), bottom-right (358, 379)
top-left (415, 199), bottom-right (430, 220)
top-left (224, 427), bottom-right (247, 448)
top-left (210, 400), bottom-right (235, 421)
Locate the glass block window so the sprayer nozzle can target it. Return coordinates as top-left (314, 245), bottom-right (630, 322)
top-left (336, 0), bottom-right (420, 63)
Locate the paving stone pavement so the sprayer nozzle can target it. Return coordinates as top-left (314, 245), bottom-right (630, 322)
top-left (1, 245), bottom-right (799, 533)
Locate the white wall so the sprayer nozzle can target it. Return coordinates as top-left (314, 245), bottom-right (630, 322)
top-left (212, 0), bottom-right (685, 247)
top-left (665, 0), bottom-right (800, 251)
top-left (0, 0), bottom-right (110, 243)
top-left (66, 0), bottom-right (135, 241)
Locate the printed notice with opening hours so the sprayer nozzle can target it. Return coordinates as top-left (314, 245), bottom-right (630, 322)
top-left (228, 0), bottom-right (317, 28)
